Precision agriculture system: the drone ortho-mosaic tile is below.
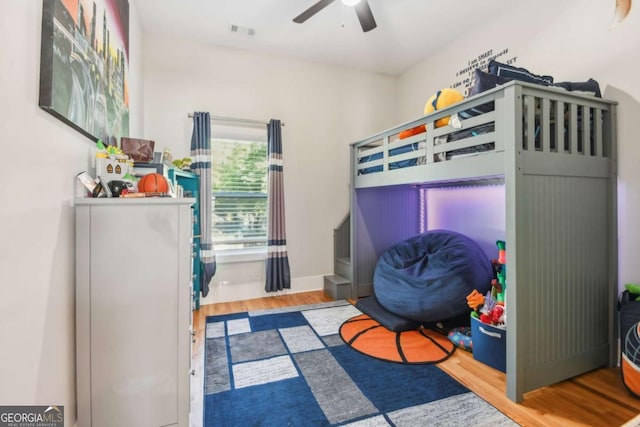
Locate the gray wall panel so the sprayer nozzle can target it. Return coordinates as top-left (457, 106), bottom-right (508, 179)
top-left (352, 186), bottom-right (420, 297)
top-left (518, 175), bottom-right (610, 384)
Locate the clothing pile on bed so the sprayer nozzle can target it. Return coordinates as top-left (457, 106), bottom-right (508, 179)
top-left (471, 60), bottom-right (602, 98)
top-left (458, 60), bottom-right (602, 121)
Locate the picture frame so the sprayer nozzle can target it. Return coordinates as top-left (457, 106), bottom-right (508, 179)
top-left (39, 0), bottom-right (130, 145)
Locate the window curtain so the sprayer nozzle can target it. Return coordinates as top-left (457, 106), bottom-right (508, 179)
top-left (191, 112), bottom-right (216, 297)
top-left (265, 119), bottom-right (291, 292)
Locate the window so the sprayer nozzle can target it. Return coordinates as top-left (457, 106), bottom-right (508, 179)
top-left (211, 124), bottom-right (268, 252)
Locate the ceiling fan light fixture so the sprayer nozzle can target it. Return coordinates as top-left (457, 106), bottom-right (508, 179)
top-left (294, 0), bottom-right (376, 32)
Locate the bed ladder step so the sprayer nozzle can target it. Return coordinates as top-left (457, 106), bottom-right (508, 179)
top-left (323, 274), bottom-right (351, 300)
top-left (335, 257), bottom-right (352, 281)
top-left (327, 212), bottom-right (352, 300)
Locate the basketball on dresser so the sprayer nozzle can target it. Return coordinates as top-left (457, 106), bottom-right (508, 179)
top-left (138, 173), bottom-right (169, 193)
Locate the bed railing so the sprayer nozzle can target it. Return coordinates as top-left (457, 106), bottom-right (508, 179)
top-left (352, 81), bottom-right (616, 188)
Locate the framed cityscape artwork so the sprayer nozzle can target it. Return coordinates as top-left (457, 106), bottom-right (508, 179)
top-left (39, 0), bottom-right (129, 145)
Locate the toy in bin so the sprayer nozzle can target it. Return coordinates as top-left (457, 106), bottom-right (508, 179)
top-left (466, 240), bottom-right (508, 372)
top-left (467, 240), bottom-right (507, 324)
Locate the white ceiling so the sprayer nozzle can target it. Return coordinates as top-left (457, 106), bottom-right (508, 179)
top-left (134, 0), bottom-right (513, 75)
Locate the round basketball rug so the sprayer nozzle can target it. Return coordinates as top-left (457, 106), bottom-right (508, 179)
top-left (339, 314), bottom-right (456, 364)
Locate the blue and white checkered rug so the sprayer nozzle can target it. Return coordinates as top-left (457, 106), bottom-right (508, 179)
top-left (203, 300), bottom-right (516, 426)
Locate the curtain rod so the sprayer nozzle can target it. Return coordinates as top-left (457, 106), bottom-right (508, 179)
top-left (187, 114), bottom-right (285, 127)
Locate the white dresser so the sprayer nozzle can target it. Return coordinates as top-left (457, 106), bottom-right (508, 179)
top-left (75, 198), bottom-right (195, 427)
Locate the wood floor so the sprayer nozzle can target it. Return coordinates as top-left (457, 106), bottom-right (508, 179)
top-left (192, 291), bottom-right (640, 427)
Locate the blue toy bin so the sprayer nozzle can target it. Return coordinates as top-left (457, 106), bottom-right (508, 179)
top-left (471, 316), bottom-right (506, 373)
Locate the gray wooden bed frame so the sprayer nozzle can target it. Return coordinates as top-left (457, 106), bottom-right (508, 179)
top-left (349, 81), bottom-right (618, 402)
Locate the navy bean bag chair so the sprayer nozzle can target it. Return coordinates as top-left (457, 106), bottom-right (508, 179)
top-left (374, 230), bottom-right (493, 323)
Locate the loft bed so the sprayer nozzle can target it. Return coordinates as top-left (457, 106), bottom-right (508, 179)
top-left (349, 80), bottom-right (617, 402)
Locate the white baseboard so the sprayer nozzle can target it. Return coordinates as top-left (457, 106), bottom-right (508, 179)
top-left (199, 274), bottom-right (326, 305)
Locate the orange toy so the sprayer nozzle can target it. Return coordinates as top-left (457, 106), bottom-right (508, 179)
top-left (466, 289), bottom-right (485, 311)
top-left (399, 125), bottom-right (426, 139)
top-left (138, 173), bottom-right (169, 193)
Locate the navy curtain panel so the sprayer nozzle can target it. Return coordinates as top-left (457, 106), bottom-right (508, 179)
top-left (191, 112), bottom-right (216, 297)
top-left (265, 119), bottom-right (291, 292)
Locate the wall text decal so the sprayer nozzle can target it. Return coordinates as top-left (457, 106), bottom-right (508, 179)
top-left (452, 48), bottom-right (516, 96)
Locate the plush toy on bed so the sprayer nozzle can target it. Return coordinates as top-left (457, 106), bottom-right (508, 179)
top-left (424, 88), bottom-right (464, 128)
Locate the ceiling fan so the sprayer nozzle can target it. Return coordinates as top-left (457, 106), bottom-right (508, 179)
top-left (293, 0), bottom-right (377, 33)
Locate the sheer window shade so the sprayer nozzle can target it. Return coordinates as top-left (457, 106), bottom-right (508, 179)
top-left (211, 126), bottom-right (268, 251)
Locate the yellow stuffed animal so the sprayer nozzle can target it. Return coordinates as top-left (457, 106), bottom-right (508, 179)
top-left (424, 88), bottom-right (464, 128)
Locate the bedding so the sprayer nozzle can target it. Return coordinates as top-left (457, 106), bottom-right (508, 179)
top-left (357, 142), bottom-right (422, 174)
top-left (357, 123), bottom-right (495, 174)
top-left (488, 60), bottom-right (554, 85)
top-left (470, 69), bottom-right (511, 97)
top-left (551, 78), bottom-right (602, 98)
top-left (435, 123), bottom-right (495, 161)
top-left (470, 65), bottom-right (601, 99)
top-left (459, 67), bottom-right (602, 152)
top-left (457, 69), bottom-right (501, 120)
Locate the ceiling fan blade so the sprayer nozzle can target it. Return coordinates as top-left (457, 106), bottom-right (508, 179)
top-left (354, 0), bottom-right (377, 32)
top-left (293, 0), bottom-right (336, 23)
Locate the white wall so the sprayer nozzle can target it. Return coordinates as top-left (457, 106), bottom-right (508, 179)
top-left (0, 2), bottom-right (144, 425)
top-left (397, 0), bottom-right (640, 290)
top-left (142, 34), bottom-right (397, 303)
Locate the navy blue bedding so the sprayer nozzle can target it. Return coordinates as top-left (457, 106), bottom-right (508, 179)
top-left (468, 67), bottom-right (602, 100)
top-left (357, 123), bottom-right (496, 174)
top-left (488, 60), bottom-right (554, 85)
top-left (373, 230), bottom-right (493, 323)
top-left (358, 142), bottom-right (420, 174)
top-left (436, 123), bottom-right (495, 161)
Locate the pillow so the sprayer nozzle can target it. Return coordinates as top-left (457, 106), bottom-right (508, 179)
top-left (457, 69), bottom-right (503, 119)
top-left (552, 78), bottom-right (602, 98)
top-left (469, 69), bottom-right (510, 96)
top-left (448, 326), bottom-right (473, 352)
top-left (488, 60), bottom-right (554, 85)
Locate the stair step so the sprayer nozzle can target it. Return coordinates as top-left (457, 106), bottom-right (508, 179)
top-left (323, 274), bottom-right (351, 300)
top-left (325, 274), bottom-right (350, 285)
top-left (335, 258), bottom-right (352, 281)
